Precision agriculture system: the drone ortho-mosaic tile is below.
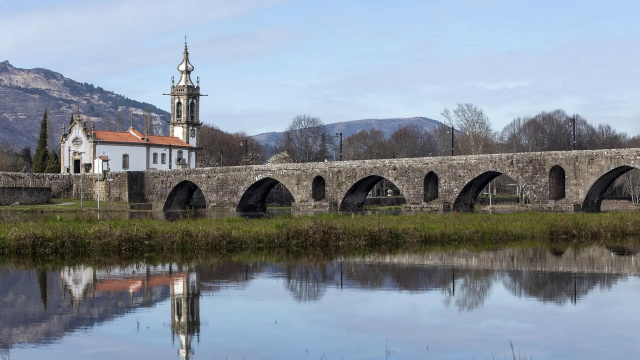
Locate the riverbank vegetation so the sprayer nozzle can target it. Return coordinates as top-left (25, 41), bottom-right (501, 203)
top-left (1, 212), bottom-right (639, 264)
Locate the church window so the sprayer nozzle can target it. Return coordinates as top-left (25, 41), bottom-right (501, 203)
top-left (153, 152), bottom-right (158, 164)
top-left (122, 154), bottom-right (129, 170)
top-left (189, 101), bottom-right (194, 120)
top-left (176, 101), bottom-right (182, 119)
top-left (176, 150), bottom-right (183, 164)
top-left (161, 153), bottom-right (166, 164)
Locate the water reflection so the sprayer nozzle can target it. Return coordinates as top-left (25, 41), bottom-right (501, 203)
top-left (1, 246), bottom-right (639, 358)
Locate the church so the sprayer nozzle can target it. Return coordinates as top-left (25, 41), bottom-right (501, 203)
top-left (60, 43), bottom-right (203, 173)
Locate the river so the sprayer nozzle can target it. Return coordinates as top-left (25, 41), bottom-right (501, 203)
top-left (1, 246), bottom-right (638, 359)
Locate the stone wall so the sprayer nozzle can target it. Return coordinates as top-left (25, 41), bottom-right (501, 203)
top-left (0, 187), bottom-right (51, 206)
top-left (3, 148), bottom-right (640, 214)
top-left (0, 172), bottom-right (74, 198)
top-left (0, 172), bottom-right (130, 203)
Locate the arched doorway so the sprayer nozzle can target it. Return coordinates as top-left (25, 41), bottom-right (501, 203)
top-left (312, 176), bottom-right (326, 201)
top-left (549, 165), bottom-right (566, 201)
top-left (424, 171), bottom-right (438, 203)
top-left (163, 180), bottom-right (206, 211)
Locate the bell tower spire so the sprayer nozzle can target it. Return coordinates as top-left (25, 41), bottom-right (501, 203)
top-left (165, 38), bottom-right (205, 167)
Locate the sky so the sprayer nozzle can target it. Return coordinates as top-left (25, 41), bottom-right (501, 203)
top-left (1, 0), bottom-right (639, 137)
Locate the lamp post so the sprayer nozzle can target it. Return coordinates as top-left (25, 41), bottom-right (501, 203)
top-left (219, 150), bottom-right (223, 167)
top-left (97, 157), bottom-right (110, 211)
top-left (447, 126), bottom-right (455, 156)
top-left (240, 139), bottom-right (248, 165)
top-left (568, 116), bottom-right (577, 150)
top-left (335, 133), bottom-right (343, 161)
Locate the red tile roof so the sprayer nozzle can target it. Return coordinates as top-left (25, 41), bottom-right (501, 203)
top-left (90, 129), bottom-right (193, 147)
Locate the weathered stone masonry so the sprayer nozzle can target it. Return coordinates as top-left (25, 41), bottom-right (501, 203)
top-left (3, 148), bottom-right (640, 213)
top-left (147, 148), bottom-right (640, 213)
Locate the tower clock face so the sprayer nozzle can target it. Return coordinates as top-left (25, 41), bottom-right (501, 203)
top-left (72, 137), bottom-right (83, 148)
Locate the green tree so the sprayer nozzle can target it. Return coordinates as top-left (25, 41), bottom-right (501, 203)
top-left (32, 110), bottom-right (49, 173)
top-left (45, 150), bottom-right (60, 173)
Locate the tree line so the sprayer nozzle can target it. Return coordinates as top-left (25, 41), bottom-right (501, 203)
top-left (264, 105), bottom-right (639, 164)
top-left (3, 104), bottom-right (637, 172)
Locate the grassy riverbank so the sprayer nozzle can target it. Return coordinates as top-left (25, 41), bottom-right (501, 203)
top-left (1, 212), bottom-right (640, 263)
top-left (0, 198), bottom-right (129, 212)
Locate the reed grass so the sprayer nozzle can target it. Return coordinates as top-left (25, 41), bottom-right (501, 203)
top-left (1, 212), bottom-right (639, 263)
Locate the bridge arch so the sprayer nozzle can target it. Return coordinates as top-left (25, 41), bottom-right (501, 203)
top-left (582, 166), bottom-right (634, 212)
top-left (236, 177), bottom-right (294, 213)
top-left (339, 175), bottom-right (403, 212)
top-left (312, 176), bottom-right (326, 201)
top-left (423, 171), bottom-right (439, 203)
top-left (453, 171), bottom-right (502, 212)
top-left (163, 180), bottom-right (206, 211)
top-left (549, 165), bottom-right (566, 201)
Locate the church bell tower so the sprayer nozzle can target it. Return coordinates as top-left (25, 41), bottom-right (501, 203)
top-left (169, 40), bottom-right (202, 149)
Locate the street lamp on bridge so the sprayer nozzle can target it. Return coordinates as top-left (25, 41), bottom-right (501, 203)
top-left (335, 132), bottom-right (343, 161)
top-left (446, 125), bottom-right (455, 156)
top-left (240, 139), bottom-right (248, 165)
top-left (568, 115), bottom-right (577, 150)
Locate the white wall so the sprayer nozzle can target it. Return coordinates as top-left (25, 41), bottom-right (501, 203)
top-left (95, 144), bottom-right (147, 172)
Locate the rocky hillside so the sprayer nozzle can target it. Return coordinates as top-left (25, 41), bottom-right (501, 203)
top-left (0, 61), bottom-right (169, 151)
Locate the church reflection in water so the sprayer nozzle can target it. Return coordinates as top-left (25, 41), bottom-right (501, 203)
top-left (0, 245), bottom-right (637, 358)
top-left (57, 265), bottom-right (201, 360)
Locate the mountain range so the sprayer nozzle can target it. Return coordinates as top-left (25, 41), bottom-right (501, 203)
top-left (0, 61), bottom-right (445, 153)
top-left (0, 61), bottom-right (169, 151)
top-left (252, 117), bottom-right (444, 147)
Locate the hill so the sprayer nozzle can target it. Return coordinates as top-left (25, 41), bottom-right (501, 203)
top-left (252, 116), bottom-right (444, 147)
top-left (0, 61), bottom-right (169, 151)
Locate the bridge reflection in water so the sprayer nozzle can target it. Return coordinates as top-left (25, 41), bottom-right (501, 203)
top-left (0, 245), bottom-right (638, 358)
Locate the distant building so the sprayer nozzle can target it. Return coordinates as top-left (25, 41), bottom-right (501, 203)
top-left (60, 43), bottom-right (203, 173)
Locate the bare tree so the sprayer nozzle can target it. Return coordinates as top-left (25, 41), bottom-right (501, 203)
top-left (442, 103), bottom-right (494, 155)
top-left (279, 115), bottom-right (328, 162)
top-left (595, 124), bottom-right (627, 149)
top-left (622, 169), bottom-right (640, 205)
top-left (432, 123), bottom-right (454, 156)
top-left (343, 128), bottom-right (387, 160)
top-left (499, 117), bottom-right (527, 153)
top-left (387, 124), bottom-right (436, 158)
top-left (198, 124), bottom-right (264, 167)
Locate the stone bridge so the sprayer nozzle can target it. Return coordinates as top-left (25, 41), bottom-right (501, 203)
top-left (145, 148), bottom-right (640, 214)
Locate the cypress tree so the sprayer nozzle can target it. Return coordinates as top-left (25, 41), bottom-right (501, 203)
top-left (45, 150), bottom-right (60, 173)
top-left (32, 110), bottom-right (49, 173)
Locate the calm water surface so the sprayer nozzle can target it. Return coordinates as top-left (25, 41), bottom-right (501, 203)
top-left (1, 247), bottom-right (639, 360)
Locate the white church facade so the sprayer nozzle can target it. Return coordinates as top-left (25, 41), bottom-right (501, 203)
top-left (60, 43), bottom-right (203, 174)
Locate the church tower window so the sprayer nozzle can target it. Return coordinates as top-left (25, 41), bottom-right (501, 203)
top-left (176, 101), bottom-right (182, 119)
